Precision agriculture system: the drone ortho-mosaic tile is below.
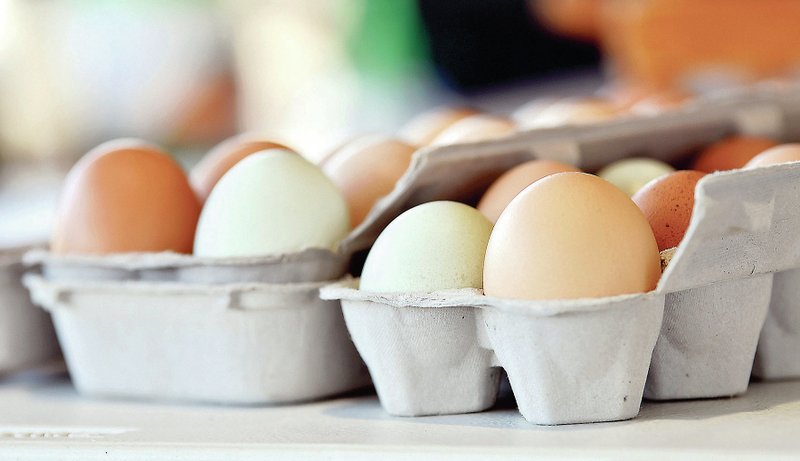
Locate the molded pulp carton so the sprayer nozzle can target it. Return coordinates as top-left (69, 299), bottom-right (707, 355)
top-left (0, 248), bottom-right (59, 374)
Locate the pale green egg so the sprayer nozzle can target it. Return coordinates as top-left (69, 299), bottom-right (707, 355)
top-left (597, 157), bottom-right (675, 196)
top-left (194, 149), bottom-right (350, 257)
top-left (360, 201), bottom-right (492, 293)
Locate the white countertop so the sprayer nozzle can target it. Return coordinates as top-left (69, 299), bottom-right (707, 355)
top-left (1, 369), bottom-right (798, 460)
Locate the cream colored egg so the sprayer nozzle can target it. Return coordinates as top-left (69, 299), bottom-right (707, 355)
top-left (360, 201), bottom-right (493, 293)
top-left (518, 98), bottom-right (618, 130)
top-left (483, 172), bottom-right (661, 300)
top-left (429, 114), bottom-right (516, 146)
top-left (597, 157), bottom-right (675, 196)
top-left (194, 150), bottom-right (350, 257)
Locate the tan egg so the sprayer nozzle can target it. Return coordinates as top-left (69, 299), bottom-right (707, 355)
top-left (398, 107), bottom-right (479, 146)
top-left (632, 170), bottom-right (707, 252)
top-left (322, 135), bottom-right (415, 227)
top-left (693, 136), bottom-right (778, 172)
top-left (745, 143), bottom-right (800, 168)
top-left (190, 134), bottom-right (291, 202)
top-left (429, 114), bottom-right (516, 146)
top-left (518, 97), bottom-right (619, 129)
top-left (51, 139), bottom-right (201, 254)
top-left (477, 160), bottom-right (581, 223)
top-left (483, 172), bottom-right (661, 300)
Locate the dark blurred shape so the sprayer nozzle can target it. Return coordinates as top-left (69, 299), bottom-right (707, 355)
top-left (417, 0), bottom-right (600, 92)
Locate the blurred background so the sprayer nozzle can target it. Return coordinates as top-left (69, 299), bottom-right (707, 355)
top-left (3, 0), bottom-right (800, 245)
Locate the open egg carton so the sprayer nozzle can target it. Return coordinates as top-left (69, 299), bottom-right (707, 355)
top-left (0, 246), bottom-right (59, 375)
top-left (316, 82), bottom-right (800, 425)
top-left (23, 223), bottom-right (391, 404)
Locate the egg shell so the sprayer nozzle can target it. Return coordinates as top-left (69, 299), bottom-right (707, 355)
top-left (190, 134), bottom-right (291, 202)
top-left (477, 160), bottom-right (581, 223)
top-left (633, 170), bottom-right (707, 252)
top-left (692, 136), bottom-right (778, 172)
top-left (484, 172), bottom-right (660, 301)
top-left (398, 107), bottom-right (479, 146)
top-left (597, 157), bottom-right (676, 196)
top-left (429, 114), bottom-right (516, 146)
top-left (745, 143), bottom-right (800, 168)
top-left (194, 150), bottom-right (350, 257)
top-left (511, 97), bottom-right (560, 125)
top-left (51, 139), bottom-right (201, 254)
top-left (322, 135), bottom-right (415, 227)
top-left (519, 98), bottom-right (618, 129)
top-left (360, 201), bottom-right (493, 293)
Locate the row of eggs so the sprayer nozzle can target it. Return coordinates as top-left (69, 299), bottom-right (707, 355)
top-left (364, 141), bottom-right (800, 300)
top-left (50, 104), bottom-right (800, 302)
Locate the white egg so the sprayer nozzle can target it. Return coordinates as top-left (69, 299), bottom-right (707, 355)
top-left (194, 150), bottom-right (350, 257)
top-left (360, 201), bottom-right (493, 292)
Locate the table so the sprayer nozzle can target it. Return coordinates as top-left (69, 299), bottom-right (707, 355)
top-left (1, 369), bottom-right (798, 460)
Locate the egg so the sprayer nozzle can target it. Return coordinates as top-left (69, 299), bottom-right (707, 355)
top-left (597, 157), bottom-right (676, 196)
top-left (511, 97), bottom-right (560, 125)
top-left (398, 107), bottom-right (479, 146)
top-left (745, 143), bottom-right (800, 168)
top-left (477, 160), bottom-right (581, 223)
top-left (429, 114), bottom-right (516, 146)
top-left (322, 135), bottom-right (415, 227)
top-left (692, 136), bottom-right (778, 172)
top-left (483, 172), bottom-right (660, 300)
top-left (632, 170), bottom-right (707, 252)
top-left (51, 139), bottom-right (201, 254)
top-left (190, 134), bottom-right (291, 202)
top-left (194, 150), bottom-right (349, 257)
top-left (517, 98), bottom-right (618, 130)
top-left (360, 201), bottom-right (493, 293)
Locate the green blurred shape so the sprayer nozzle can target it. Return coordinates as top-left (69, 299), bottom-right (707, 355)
top-left (347, 0), bottom-right (430, 78)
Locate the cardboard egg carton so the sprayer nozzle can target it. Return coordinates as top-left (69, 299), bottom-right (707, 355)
top-left (0, 247), bottom-right (60, 374)
top-left (24, 274), bottom-right (370, 404)
top-left (322, 161), bottom-right (800, 424)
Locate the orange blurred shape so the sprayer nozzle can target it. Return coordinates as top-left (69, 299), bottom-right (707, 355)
top-left (601, 0), bottom-right (800, 90)
top-left (533, 0), bottom-right (602, 41)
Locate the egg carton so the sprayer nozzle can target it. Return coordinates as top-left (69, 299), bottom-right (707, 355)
top-left (0, 248), bottom-right (60, 375)
top-left (322, 155), bottom-right (800, 425)
top-left (24, 274), bottom-right (370, 404)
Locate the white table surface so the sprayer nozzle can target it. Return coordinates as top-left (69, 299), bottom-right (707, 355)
top-left (1, 369), bottom-right (798, 461)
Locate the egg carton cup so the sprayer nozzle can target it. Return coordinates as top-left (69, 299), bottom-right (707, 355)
top-left (24, 274), bottom-right (370, 404)
top-left (321, 279), bottom-right (665, 426)
top-left (0, 248), bottom-right (60, 374)
top-left (753, 268), bottom-right (800, 379)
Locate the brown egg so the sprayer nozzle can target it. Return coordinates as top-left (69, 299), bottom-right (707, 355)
top-left (477, 160), bottom-right (581, 223)
top-left (322, 135), bottom-right (415, 227)
top-left (692, 136), bottom-right (778, 173)
top-left (430, 114), bottom-right (516, 146)
top-left (398, 107), bottom-right (479, 146)
top-left (633, 170), bottom-right (706, 252)
top-left (190, 134), bottom-right (291, 202)
top-left (745, 143), bottom-right (800, 168)
top-left (484, 172), bottom-right (661, 300)
top-left (51, 139), bottom-right (201, 254)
